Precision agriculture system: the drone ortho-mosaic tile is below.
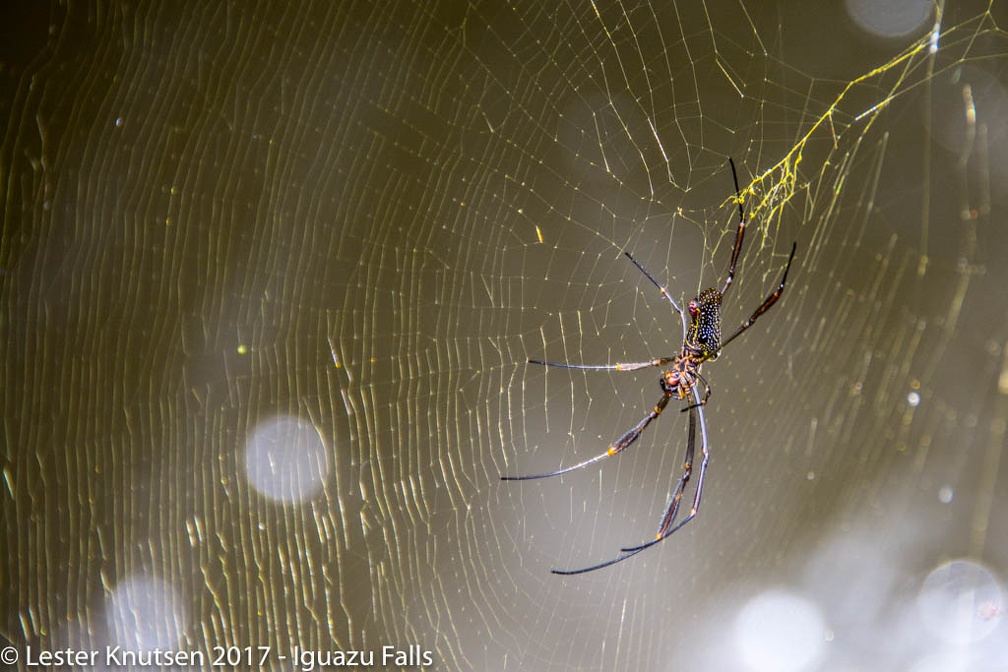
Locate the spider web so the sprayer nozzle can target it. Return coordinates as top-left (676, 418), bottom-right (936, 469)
top-left (3, 1), bottom-right (1008, 670)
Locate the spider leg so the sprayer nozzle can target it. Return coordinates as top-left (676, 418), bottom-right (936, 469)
top-left (716, 241), bottom-right (797, 355)
top-left (623, 252), bottom-right (689, 342)
top-left (527, 357), bottom-right (674, 372)
top-left (550, 546), bottom-right (651, 575)
top-left (621, 386), bottom-right (709, 553)
top-left (679, 371), bottom-right (712, 412)
top-left (721, 157), bottom-right (747, 297)
top-left (501, 392), bottom-right (671, 481)
top-left (652, 395), bottom-right (696, 535)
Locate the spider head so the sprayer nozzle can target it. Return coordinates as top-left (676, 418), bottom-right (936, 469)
top-left (686, 287), bottom-right (723, 359)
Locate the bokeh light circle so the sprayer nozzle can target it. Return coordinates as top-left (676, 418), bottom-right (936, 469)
top-left (734, 589), bottom-right (826, 672)
top-left (244, 415), bottom-right (329, 503)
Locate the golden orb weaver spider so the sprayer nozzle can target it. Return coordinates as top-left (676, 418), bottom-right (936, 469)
top-left (502, 158), bottom-right (797, 575)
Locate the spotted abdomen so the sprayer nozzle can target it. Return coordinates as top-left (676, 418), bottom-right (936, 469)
top-left (686, 287), bottom-right (723, 359)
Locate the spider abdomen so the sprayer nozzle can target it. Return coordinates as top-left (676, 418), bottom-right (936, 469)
top-left (686, 287), bottom-right (723, 359)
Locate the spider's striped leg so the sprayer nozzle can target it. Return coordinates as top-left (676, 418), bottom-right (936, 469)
top-left (620, 385), bottom-right (709, 553)
top-left (501, 392), bottom-right (671, 481)
top-left (527, 357), bottom-right (673, 372)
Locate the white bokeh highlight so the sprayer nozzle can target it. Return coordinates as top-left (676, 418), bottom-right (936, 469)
top-left (734, 589), bottom-right (826, 672)
top-left (844, 0), bottom-right (933, 40)
top-left (104, 574), bottom-right (186, 651)
top-left (917, 558), bottom-right (1003, 645)
top-left (244, 415), bottom-right (329, 503)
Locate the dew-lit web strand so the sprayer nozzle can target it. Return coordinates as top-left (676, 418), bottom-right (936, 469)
top-left (586, 0), bottom-right (700, 194)
top-left (582, 0), bottom-right (656, 198)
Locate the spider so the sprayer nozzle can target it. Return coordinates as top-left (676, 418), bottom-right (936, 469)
top-left (502, 158), bottom-right (797, 575)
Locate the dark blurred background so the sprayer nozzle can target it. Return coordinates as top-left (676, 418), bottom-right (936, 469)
top-left (3, 1), bottom-right (1007, 670)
